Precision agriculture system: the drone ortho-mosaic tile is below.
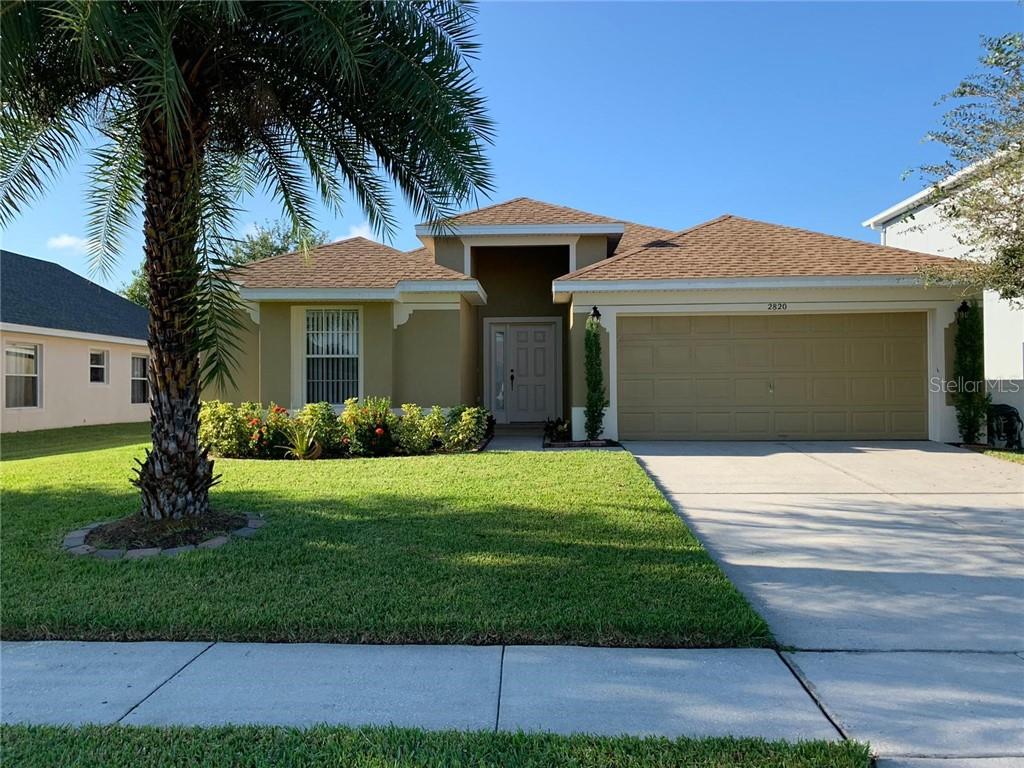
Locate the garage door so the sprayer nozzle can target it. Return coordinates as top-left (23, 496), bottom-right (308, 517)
top-left (617, 312), bottom-right (928, 440)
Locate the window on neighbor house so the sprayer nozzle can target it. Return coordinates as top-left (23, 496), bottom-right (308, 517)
top-left (5, 343), bottom-right (40, 408)
top-left (131, 355), bottom-right (149, 404)
top-left (305, 308), bottom-right (359, 405)
top-left (89, 349), bottom-right (108, 383)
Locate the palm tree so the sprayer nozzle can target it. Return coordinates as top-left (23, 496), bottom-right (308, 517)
top-left (1, 1), bottom-right (493, 520)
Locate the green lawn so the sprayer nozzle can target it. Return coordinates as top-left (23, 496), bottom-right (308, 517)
top-left (0, 726), bottom-right (870, 768)
top-left (982, 448), bottom-right (1024, 465)
top-left (0, 421), bottom-right (150, 462)
top-left (0, 423), bottom-right (769, 647)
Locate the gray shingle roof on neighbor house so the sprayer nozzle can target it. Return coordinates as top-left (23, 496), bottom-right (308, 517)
top-left (1, 250), bottom-right (149, 341)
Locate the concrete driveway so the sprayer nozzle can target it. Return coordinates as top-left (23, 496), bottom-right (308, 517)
top-left (628, 441), bottom-right (1024, 652)
top-left (628, 441), bottom-right (1024, 761)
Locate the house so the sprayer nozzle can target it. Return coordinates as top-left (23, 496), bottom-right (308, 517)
top-left (864, 183), bottom-right (1024, 416)
top-left (1, 250), bottom-right (150, 433)
top-left (218, 198), bottom-right (966, 442)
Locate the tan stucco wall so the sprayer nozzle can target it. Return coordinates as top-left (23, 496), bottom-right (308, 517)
top-left (576, 235), bottom-right (609, 270)
top-left (394, 308), bottom-right (460, 405)
top-left (434, 237), bottom-right (465, 274)
top-left (259, 303), bottom-right (291, 406)
top-left (362, 303), bottom-right (394, 399)
top-left (1, 330), bottom-right (150, 432)
top-left (203, 310), bottom-right (260, 403)
top-left (225, 301), bottom-right (396, 409)
top-left (459, 298), bottom-right (480, 405)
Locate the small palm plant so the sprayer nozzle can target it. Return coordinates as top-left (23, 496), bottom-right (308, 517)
top-left (1, 1), bottom-right (493, 520)
top-left (276, 419), bottom-right (323, 461)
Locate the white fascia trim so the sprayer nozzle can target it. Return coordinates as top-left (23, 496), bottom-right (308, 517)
top-left (553, 275), bottom-right (922, 296)
top-left (0, 322), bottom-right (147, 347)
top-left (862, 188), bottom-right (935, 230)
top-left (414, 223), bottom-right (624, 237)
top-left (862, 155), bottom-right (1001, 229)
top-left (239, 279), bottom-right (486, 304)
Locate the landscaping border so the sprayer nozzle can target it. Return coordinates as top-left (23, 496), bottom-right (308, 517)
top-left (61, 514), bottom-right (266, 559)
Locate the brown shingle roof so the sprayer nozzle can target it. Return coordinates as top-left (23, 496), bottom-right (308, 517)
top-left (615, 221), bottom-right (676, 255)
top-left (435, 197), bottom-right (619, 227)
top-left (232, 238), bottom-right (467, 289)
top-left (558, 215), bottom-right (951, 282)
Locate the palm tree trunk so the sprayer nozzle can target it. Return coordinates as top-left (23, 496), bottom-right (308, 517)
top-left (132, 114), bottom-right (215, 520)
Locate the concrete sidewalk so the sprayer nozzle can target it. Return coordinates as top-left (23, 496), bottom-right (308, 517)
top-left (1, 641), bottom-right (838, 741)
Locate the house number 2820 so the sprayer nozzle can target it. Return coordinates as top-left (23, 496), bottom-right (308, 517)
top-left (768, 302), bottom-right (788, 311)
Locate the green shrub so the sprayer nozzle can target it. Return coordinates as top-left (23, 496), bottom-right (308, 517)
top-left (423, 406), bottom-right (448, 450)
top-left (296, 402), bottom-right (344, 455)
top-left (200, 399), bottom-right (489, 459)
top-left (198, 400), bottom-right (249, 457)
top-left (584, 313), bottom-right (608, 440)
top-left (444, 406), bottom-right (488, 451)
top-left (395, 404), bottom-right (433, 455)
top-left (953, 300), bottom-right (990, 443)
top-left (341, 397), bottom-right (399, 456)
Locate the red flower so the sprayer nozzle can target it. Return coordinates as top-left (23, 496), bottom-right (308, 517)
top-left (342, 437), bottom-right (350, 445)
top-left (374, 427), bottom-right (385, 436)
top-left (248, 417), bottom-right (260, 426)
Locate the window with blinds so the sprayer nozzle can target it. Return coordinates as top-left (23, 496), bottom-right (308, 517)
top-left (305, 309), bottom-right (359, 405)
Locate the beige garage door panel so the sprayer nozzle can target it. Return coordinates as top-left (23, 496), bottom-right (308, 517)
top-left (617, 312), bottom-right (928, 440)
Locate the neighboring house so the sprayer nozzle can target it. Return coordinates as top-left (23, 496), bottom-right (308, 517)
top-left (218, 197), bottom-right (966, 442)
top-left (864, 188), bottom-right (1024, 415)
top-left (1, 250), bottom-right (150, 433)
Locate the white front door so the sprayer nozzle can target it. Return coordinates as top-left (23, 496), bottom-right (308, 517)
top-left (488, 321), bottom-right (559, 423)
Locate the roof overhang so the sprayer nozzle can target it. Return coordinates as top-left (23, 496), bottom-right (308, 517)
top-left (552, 274), bottom-right (926, 301)
top-left (238, 279), bottom-right (487, 305)
top-left (0, 322), bottom-right (147, 346)
top-left (415, 223), bottom-right (625, 238)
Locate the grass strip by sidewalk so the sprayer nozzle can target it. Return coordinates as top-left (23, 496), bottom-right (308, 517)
top-left (0, 725), bottom-right (870, 768)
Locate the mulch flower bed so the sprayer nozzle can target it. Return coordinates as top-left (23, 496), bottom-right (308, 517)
top-left (62, 511), bottom-right (264, 560)
top-left (544, 439), bottom-right (619, 449)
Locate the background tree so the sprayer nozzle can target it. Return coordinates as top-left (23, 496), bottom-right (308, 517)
top-left (917, 33), bottom-right (1024, 302)
top-left (120, 220), bottom-right (330, 306)
top-left (2, 1), bottom-right (493, 521)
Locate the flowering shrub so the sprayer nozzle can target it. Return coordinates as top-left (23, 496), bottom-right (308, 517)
top-left (341, 397), bottom-right (399, 457)
top-left (199, 399), bottom-right (489, 459)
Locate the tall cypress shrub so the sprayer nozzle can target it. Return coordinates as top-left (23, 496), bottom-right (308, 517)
top-left (584, 314), bottom-right (608, 440)
top-left (952, 300), bottom-right (989, 444)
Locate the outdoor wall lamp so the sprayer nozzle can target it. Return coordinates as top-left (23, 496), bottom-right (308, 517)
top-left (590, 306), bottom-right (601, 321)
top-left (956, 300), bottom-right (970, 323)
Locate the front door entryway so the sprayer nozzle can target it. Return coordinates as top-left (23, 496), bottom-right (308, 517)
top-left (485, 318), bottom-right (561, 424)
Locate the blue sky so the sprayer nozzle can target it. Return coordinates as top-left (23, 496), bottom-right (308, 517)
top-left (2, 1), bottom-right (1020, 290)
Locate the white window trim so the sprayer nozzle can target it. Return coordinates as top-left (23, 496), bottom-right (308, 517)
top-left (4, 342), bottom-right (42, 410)
top-left (89, 348), bottom-right (109, 385)
top-left (289, 305), bottom-right (364, 411)
top-left (131, 354), bottom-right (149, 405)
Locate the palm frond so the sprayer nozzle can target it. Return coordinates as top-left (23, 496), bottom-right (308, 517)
top-left (85, 117), bottom-right (143, 278)
top-left (0, 105), bottom-right (84, 226)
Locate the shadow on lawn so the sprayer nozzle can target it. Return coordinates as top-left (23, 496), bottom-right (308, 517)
top-left (0, 481), bottom-right (770, 647)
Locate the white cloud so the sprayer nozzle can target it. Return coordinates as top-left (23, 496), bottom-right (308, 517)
top-left (333, 221), bottom-right (375, 242)
top-left (46, 234), bottom-right (90, 254)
